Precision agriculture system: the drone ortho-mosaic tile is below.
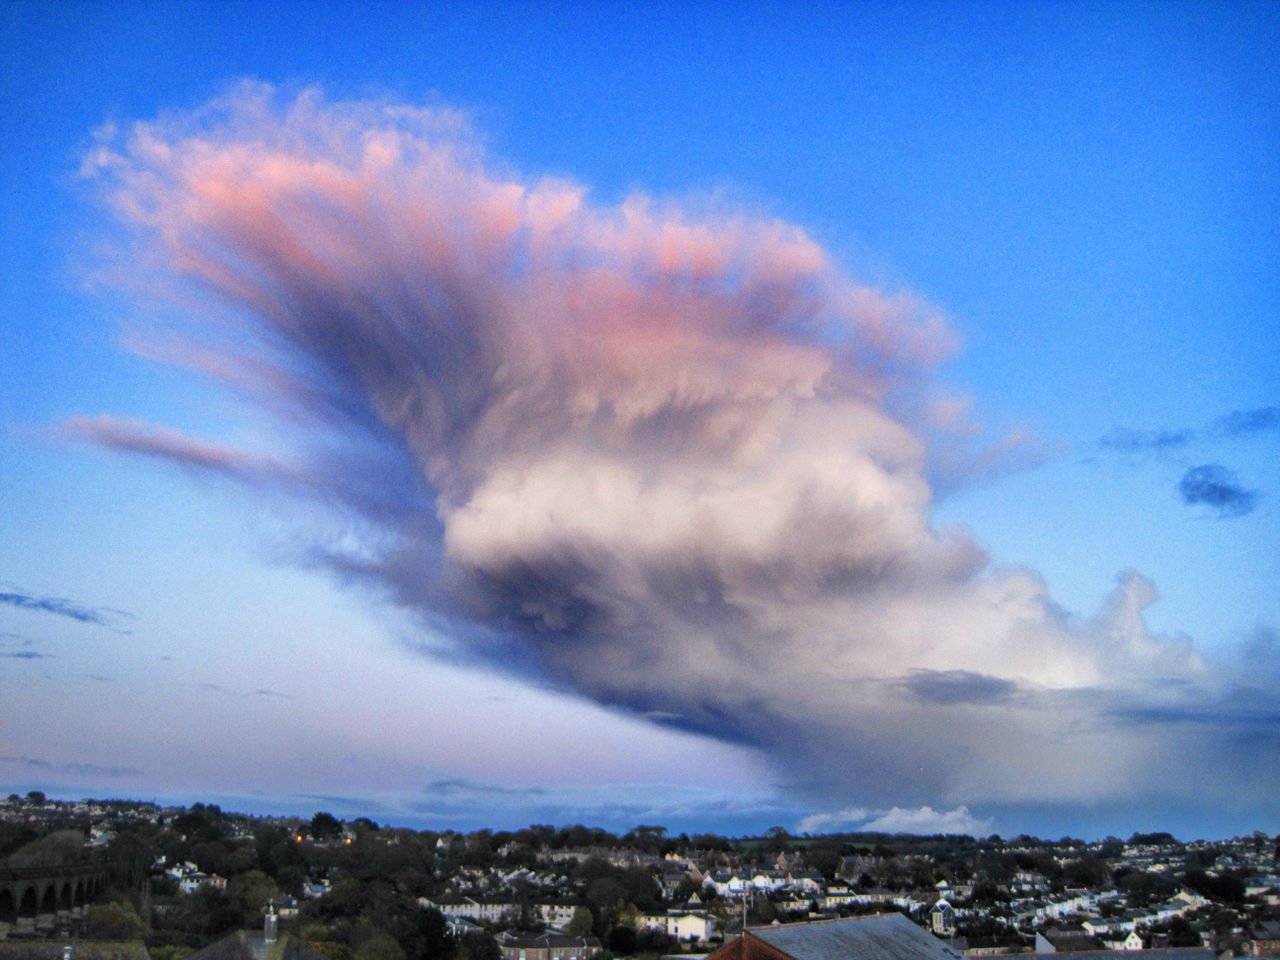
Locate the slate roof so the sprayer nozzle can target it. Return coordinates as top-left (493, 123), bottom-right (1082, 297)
top-left (280, 940), bottom-right (331, 960)
top-left (183, 933), bottom-right (264, 960)
top-left (183, 932), bottom-right (330, 960)
top-left (715, 914), bottom-right (964, 960)
top-left (1023, 950), bottom-right (1215, 960)
top-left (0, 944), bottom-right (150, 960)
top-left (498, 936), bottom-right (601, 949)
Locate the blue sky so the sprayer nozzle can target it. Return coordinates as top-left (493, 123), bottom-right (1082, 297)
top-left (2, 0), bottom-right (1277, 840)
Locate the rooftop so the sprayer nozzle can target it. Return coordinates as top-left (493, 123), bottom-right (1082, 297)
top-left (709, 914), bottom-right (964, 960)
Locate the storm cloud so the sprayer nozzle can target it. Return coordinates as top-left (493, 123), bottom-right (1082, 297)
top-left (75, 86), bottom-right (1273, 819)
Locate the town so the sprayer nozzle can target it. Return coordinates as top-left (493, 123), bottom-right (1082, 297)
top-left (1, 793), bottom-right (1276, 960)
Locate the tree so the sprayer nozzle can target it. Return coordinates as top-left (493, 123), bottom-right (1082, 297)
top-left (690, 833), bottom-right (730, 852)
top-left (1168, 917), bottom-right (1201, 948)
top-left (1185, 848), bottom-right (1221, 872)
top-left (805, 837), bottom-right (845, 879)
top-left (970, 881), bottom-right (1004, 905)
top-left (622, 826), bottom-right (667, 856)
top-left (109, 829), bottom-right (158, 888)
top-left (390, 903), bottom-right (454, 960)
top-left (1099, 837), bottom-right (1125, 858)
top-left (312, 812), bottom-right (344, 841)
top-left (1116, 868), bottom-right (1174, 907)
top-left (277, 865), bottom-right (307, 894)
top-left (635, 929), bottom-right (673, 956)
top-left (256, 823), bottom-right (306, 881)
top-left (762, 827), bottom-right (791, 855)
top-left (227, 869), bottom-right (279, 923)
top-left (1183, 870), bottom-right (1245, 904)
top-left (8, 829), bottom-right (89, 868)
top-left (565, 907), bottom-right (595, 937)
top-left (586, 877), bottom-right (627, 923)
top-left (310, 943), bottom-right (356, 960)
top-left (1128, 832), bottom-right (1178, 847)
top-left (463, 830), bottom-right (495, 866)
top-left (1062, 856), bottom-right (1111, 889)
top-left (26, 790), bottom-right (46, 805)
top-left (456, 933), bottom-right (501, 960)
top-left (170, 887), bottom-right (242, 942)
top-left (608, 927), bottom-right (638, 956)
top-left (173, 807), bottom-right (228, 844)
top-left (672, 879), bottom-right (701, 903)
top-left (748, 899), bottom-right (777, 925)
top-left (190, 839), bottom-right (233, 877)
top-left (908, 858), bottom-right (935, 889)
top-left (358, 933), bottom-right (408, 960)
top-left (84, 901), bottom-right (148, 939)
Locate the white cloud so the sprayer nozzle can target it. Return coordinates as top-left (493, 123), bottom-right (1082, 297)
top-left (796, 807), bottom-right (871, 834)
top-left (860, 805), bottom-right (994, 836)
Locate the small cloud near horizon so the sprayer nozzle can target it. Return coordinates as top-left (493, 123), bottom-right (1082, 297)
top-left (1100, 405), bottom-right (1279, 454)
top-left (1178, 464), bottom-right (1259, 518)
top-left (424, 779), bottom-right (547, 799)
top-left (201, 682), bottom-right (296, 700)
top-left (0, 755), bottom-right (142, 778)
top-left (796, 804), bottom-right (992, 836)
top-left (862, 805), bottom-right (994, 835)
top-left (0, 587), bottom-right (132, 631)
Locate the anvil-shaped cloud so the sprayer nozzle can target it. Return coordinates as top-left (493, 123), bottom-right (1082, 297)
top-left (73, 85), bottom-right (1278, 821)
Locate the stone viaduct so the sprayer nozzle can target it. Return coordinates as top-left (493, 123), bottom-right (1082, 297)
top-left (0, 861), bottom-right (111, 935)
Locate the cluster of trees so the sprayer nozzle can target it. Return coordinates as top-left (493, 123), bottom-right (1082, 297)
top-left (1183, 870), bottom-right (1247, 905)
top-left (293, 878), bottom-right (458, 960)
top-left (75, 808), bottom-right (698, 960)
top-left (3, 790), bottom-right (50, 806)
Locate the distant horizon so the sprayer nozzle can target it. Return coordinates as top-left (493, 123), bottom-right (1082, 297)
top-left (4, 790), bottom-right (1272, 847)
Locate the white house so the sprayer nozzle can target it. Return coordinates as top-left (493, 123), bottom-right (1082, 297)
top-left (668, 912), bottom-right (718, 943)
top-left (540, 903), bottom-right (578, 928)
top-left (931, 900), bottom-right (956, 936)
top-left (179, 873), bottom-right (226, 894)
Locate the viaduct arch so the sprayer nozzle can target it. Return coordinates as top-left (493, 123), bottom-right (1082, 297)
top-left (0, 861), bottom-right (111, 929)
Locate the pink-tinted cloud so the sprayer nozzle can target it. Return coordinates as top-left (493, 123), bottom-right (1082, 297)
top-left (61, 414), bottom-right (290, 483)
top-left (76, 85), bottom-right (1276, 817)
